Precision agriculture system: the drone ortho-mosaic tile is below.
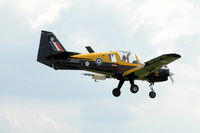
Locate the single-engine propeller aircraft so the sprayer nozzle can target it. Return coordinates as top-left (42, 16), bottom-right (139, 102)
top-left (37, 31), bottom-right (181, 98)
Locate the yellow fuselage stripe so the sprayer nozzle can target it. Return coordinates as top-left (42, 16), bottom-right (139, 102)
top-left (71, 51), bottom-right (144, 76)
top-left (70, 52), bottom-right (141, 67)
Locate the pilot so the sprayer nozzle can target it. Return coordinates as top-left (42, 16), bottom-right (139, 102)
top-left (122, 55), bottom-right (127, 62)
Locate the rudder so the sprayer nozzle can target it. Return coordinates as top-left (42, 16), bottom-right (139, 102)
top-left (37, 31), bottom-right (66, 67)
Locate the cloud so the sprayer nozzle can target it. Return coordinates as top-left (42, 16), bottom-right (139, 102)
top-left (69, 32), bottom-right (94, 53)
top-left (27, 2), bottom-right (69, 28)
top-left (102, 0), bottom-right (200, 53)
top-left (0, 0), bottom-right (77, 29)
top-left (69, 32), bottom-right (111, 53)
top-left (0, 98), bottom-right (84, 133)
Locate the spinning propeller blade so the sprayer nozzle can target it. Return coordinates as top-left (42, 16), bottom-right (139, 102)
top-left (169, 73), bottom-right (174, 84)
top-left (165, 66), bottom-right (175, 84)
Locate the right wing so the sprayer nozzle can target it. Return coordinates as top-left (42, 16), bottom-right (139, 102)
top-left (133, 53), bottom-right (181, 78)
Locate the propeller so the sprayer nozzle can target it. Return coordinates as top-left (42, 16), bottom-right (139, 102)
top-left (164, 66), bottom-right (175, 84)
top-left (169, 71), bottom-right (174, 84)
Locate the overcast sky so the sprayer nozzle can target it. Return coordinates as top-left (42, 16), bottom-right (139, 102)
top-left (0, 0), bottom-right (200, 133)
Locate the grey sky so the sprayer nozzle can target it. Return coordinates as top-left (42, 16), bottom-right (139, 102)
top-left (0, 0), bottom-right (200, 133)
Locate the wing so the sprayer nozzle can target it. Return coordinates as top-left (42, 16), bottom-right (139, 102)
top-left (123, 53), bottom-right (181, 78)
top-left (135, 53), bottom-right (181, 78)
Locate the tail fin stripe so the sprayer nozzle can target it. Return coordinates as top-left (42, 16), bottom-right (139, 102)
top-left (50, 41), bottom-right (57, 51)
top-left (55, 42), bottom-right (63, 51)
top-left (50, 41), bottom-right (63, 52)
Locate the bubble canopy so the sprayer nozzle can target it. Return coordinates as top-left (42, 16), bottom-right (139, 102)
top-left (117, 51), bottom-right (145, 65)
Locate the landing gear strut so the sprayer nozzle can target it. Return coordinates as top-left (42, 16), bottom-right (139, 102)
top-left (112, 79), bottom-right (125, 97)
top-left (129, 80), bottom-right (139, 93)
top-left (149, 83), bottom-right (156, 98)
top-left (112, 79), bottom-right (139, 97)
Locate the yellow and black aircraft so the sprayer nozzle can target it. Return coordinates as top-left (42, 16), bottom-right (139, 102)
top-left (37, 31), bottom-right (181, 98)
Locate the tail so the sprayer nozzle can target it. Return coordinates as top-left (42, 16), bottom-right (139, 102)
top-left (37, 30), bottom-right (80, 69)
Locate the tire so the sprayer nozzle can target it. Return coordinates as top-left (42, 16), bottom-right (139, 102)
top-left (130, 84), bottom-right (139, 93)
top-left (112, 88), bottom-right (121, 97)
top-left (149, 91), bottom-right (156, 98)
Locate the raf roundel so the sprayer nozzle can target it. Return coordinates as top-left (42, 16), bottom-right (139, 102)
top-left (85, 61), bottom-right (90, 67)
top-left (96, 58), bottom-right (103, 65)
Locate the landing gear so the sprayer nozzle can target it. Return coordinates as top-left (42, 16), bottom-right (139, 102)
top-left (130, 85), bottom-right (139, 93)
top-left (149, 91), bottom-right (156, 98)
top-left (112, 88), bottom-right (121, 97)
top-left (112, 79), bottom-right (125, 97)
top-left (112, 79), bottom-right (157, 98)
top-left (112, 79), bottom-right (139, 97)
top-left (149, 83), bottom-right (156, 98)
top-left (129, 80), bottom-right (139, 93)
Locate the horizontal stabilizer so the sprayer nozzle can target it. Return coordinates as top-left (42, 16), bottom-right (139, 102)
top-left (85, 46), bottom-right (95, 53)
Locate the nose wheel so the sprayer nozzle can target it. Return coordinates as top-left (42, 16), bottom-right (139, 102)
top-left (149, 83), bottom-right (156, 98)
top-left (149, 91), bottom-right (156, 98)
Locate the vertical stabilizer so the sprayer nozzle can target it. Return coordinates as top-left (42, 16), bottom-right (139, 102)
top-left (37, 31), bottom-right (66, 67)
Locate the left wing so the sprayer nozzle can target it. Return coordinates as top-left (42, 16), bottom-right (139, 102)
top-left (123, 53), bottom-right (181, 78)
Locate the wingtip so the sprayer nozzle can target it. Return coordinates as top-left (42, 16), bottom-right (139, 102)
top-left (172, 53), bottom-right (181, 58)
top-left (167, 53), bottom-right (181, 58)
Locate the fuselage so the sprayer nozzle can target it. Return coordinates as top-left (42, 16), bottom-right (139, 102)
top-left (53, 51), bottom-right (143, 79)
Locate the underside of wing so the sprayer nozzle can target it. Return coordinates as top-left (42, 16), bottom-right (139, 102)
top-left (133, 53), bottom-right (181, 79)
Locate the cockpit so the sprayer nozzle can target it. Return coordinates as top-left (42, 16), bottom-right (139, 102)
top-left (117, 51), bottom-right (145, 65)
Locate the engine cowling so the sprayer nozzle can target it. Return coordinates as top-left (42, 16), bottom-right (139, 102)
top-left (146, 69), bottom-right (170, 82)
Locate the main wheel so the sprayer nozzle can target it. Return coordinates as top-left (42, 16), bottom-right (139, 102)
top-left (130, 84), bottom-right (139, 93)
top-left (149, 91), bottom-right (156, 98)
top-left (112, 88), bottom-right (121, 97)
